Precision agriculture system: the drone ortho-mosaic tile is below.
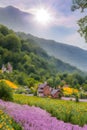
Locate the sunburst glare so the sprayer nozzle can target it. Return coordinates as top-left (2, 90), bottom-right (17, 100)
top-left (35, 7), bottom-right (52, 25)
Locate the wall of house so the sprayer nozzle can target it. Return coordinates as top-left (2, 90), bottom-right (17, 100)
top-left (52, 92), bottom-right (60, 98)
top-left (43, 86), bottom-right (51, 96)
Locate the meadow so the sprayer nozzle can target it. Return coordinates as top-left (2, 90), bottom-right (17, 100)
top-left (14, 94), bottom-right (87, 126)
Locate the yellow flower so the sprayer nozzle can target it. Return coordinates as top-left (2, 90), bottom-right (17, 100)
top-left (0, 79), bottom-right (18, 89)
top-left (0, 110), bottom-right (3, 114)
top-left (63, 87), bottom-right (78, 95)
top-left (0, 124), bottom-right (3, 128)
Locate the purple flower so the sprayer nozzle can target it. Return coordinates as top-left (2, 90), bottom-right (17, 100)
top-left (0, 99), bottom-right (87, 130)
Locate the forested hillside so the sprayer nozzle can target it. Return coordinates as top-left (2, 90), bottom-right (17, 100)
top-left (0, 25), bottom-right (82, 87)
top-left (17, 32), bottom-right (87, 71)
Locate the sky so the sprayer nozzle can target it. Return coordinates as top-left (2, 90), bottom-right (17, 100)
top-left (0, 0), bottom-right (87, 50)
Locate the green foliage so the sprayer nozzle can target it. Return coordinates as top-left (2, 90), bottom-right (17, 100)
top-left (15, 88), bottom-right (27, 94)
top-left (75, 94), bottom-right (79, 102)
top-left (5, 34), bottom-right (21, 52)
top-left (0, 24), bottom-right (11, 36)
top-left (78, 16), bottom-right (87, 42)
top-left (72, 0), bottom-right (87, 42)
top-left (0, 81), bottom-right (13, 101)
top-left (47, 76), bottom-right (61, 88)
top-left (79, 91), bottom-right (87, 99)
top-left (11, 119), bottom-right (22, 130)
top-left (58, 92), bottom-right (62, 99)
top-left (47, 78), bottom-right (54, 88)
top-left (83, 83), bottom-right (87, 91)
top-left (0, 33), bottom-right (5, 47)
top-left (72, 0), bottom-right (87, 12)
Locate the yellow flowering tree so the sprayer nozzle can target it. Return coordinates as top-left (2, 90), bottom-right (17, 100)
top-left (63, 87), bottom-right (78, 97)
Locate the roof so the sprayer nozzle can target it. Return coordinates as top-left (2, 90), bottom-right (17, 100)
top-left (51, 89), bottom-right (60, 96)
top-left (38, 89), bottom-right (43, 93)
top-left (39, 82), bottom-right (48, 89)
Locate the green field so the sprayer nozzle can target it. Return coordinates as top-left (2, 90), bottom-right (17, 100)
top-left (14, 94), bottom-right (87, 126)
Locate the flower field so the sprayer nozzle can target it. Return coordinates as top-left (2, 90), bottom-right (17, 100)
top-left (14, 94), bottom-right (87, 127)
top-left (0, 99), bottom-right (87, 130)
top-left (0, 108), bottom-right (21, 130)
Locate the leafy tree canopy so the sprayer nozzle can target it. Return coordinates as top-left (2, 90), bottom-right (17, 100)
top-left (72, 0), bottom-right (87, 42)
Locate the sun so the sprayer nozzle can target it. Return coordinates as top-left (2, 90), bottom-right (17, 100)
top-left (35, 8), bottom-right (52, 25)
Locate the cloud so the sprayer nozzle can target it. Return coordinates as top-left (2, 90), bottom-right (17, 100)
top-left (51, 9), bottom-right (86, 29)
top-left (64, 32), bottom-right (87, 50)
top-left (53, 13), bottom-right (78, 28)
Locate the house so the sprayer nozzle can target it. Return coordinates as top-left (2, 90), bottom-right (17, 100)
top-left (7, 62), bottom-right (13, 73)
top-left (1, 62), bottom-right (13, 73)
top-left (38, 82), bottom-right (61, 98)
top-left (51, 89), bottom-right (60, 98)
top-left (38, 82), bottom-right (51, 97)
top-left (1, 64), bottom-right (7, 73)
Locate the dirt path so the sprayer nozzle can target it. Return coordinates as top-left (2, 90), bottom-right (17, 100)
top-left (62, 97), bottom-right (87, 102)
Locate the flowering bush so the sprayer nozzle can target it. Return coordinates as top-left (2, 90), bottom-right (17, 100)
top-left (0, 99), bottom-right (87, 130)
top-left (0, 79), bottom-right (18, 89)
top-left (63, 87), bottom-right (78, 96)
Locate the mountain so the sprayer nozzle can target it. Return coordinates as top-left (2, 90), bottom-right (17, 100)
top-left (0, 6), bottom-right (87, 71)
top-left (0, 6), bottom-right (32, 32)
top-left (17, 32), bottom-right (87, 72)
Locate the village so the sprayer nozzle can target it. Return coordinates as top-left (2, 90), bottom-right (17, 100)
top-left (0, 62), bottom-right (82, 100)
top-left (1, 63), bottom-right (62, 98)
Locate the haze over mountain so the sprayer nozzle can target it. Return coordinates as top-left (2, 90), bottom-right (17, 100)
top-left (0, 6), bottom-right (87, 72)
top-left (18, 32), bottom-right (87, 72)
top-left (0, 6), bottom-right (33, 32)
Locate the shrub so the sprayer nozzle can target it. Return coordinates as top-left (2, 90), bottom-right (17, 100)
top-left (15, 88), bottom-right (27, 94)
top-left (0, 81), bottom-right (13, 101)
top-left (75, 94), bottom-right (79, 102)
top-left (79, 92), bottom-right (87, 99)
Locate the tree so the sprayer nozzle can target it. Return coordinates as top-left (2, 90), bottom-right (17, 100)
top-left (72, 0), bottom-right (87, 42)
top-left (72, 0), bottom-right (87, 12)
top-left (0, 25), bottom-right (10, 36)
top-left (47, 78), bottom-right (54, 88)
top-left (0, 33), bottom-right (5, 47)
top-left (78, 16), bottom-right (87, 42)
top-left (0, 81), bottom-right (13, 101)
top-left (55, 76), bottom-right (61, 88)
top-left (83, 84), bottom-right (87, 91)
top-left (5, 34), bottom-right (21, 52)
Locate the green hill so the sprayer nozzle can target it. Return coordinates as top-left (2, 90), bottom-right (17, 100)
top-left (0, 25), bottom-right (81, 87)
top-left (17, 32), bottom-right (87, 72)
